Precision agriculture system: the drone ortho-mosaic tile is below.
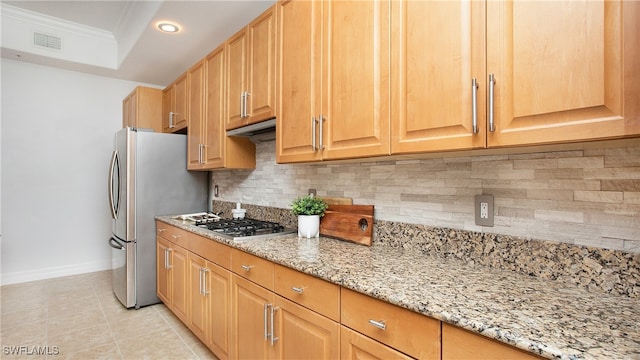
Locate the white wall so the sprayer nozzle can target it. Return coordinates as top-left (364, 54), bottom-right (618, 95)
top-left (0, 58), bottom-right (160, 285)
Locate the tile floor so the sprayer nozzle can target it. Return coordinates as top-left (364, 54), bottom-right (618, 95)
top-left (0, 270), bottom-right (218, 359)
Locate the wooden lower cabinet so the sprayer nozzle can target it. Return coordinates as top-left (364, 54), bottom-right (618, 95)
top-left (189, 253), bottom-right (231, 360)
top-left (273, 295), bottom-right (340, 360)
top-left (442, 323), bottom-right (543, 360)
top-left (230, 275), bottom-right (276, 359)
top-left (155, 235), bottom-right (189, 323)
top-left (341, 326), bottom-right (412, 360)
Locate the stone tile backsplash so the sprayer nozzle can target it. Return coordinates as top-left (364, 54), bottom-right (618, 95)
top-left (212, 139), bottom-right (640, 253)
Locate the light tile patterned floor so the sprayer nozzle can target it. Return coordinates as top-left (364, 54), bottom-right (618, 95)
top-left (0, 270), bottom-right (218, 359)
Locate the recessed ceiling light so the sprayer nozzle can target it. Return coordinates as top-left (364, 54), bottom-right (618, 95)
top-left (157, 22), bottom-right (180, 33)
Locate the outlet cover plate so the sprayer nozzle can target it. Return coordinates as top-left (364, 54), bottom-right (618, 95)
top-left (474, 194), bottom-right (494, 227)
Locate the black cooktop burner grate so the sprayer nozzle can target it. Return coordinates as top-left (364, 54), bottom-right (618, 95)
top-left (195, 217), bottom-right (287, 238)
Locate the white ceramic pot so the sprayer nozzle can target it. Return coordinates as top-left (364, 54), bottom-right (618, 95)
top-left (297, 215), bottom-right (320, 238)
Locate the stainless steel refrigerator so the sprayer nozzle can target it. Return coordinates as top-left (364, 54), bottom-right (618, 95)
top-left (108, 127), bottom-right (207, 308)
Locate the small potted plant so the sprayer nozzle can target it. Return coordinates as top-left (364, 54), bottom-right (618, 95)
top-left (290, 195), bottom-right (328, 238)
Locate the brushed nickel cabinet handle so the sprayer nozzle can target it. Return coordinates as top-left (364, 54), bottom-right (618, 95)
top-left (244, 91), bottom-right (251, 118)
top-left (241, 264), bottom-right (254, 271)
top-left (488, 73), bottom-right (496, 132)
top-left (169, 112), bottom-right (175, 128)
top-left (472, 78), bottom-right (479, 134)
top-left (368, 319), bottom-right (386, 330)
top-left (270, 306), bottom-right (279, 345)
top-left (311, 116), bottom-right (317, 151)
top-left (264, 303), bottom-right (270, 340)
top-left (318, 115), bottom-right (325, 150)
top-left (291, 286), bottom-right (304, 294)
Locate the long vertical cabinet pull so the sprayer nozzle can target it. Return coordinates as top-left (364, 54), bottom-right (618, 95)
top-left (270, 306), bottom-right (279, 345)
top-left (318, 115), bottom-right (325, 150)
top-left (240, 92), bottom-right (245, 118)
top-left (244, 91), bottom-right (251, 118)
top-left (264, 304), bottom-right (269, 340)
top-left (311, 117), bottom-right (317, 151)
top-left (169, 112), bottom-right (175, 129)
top-left (199, 268), bottom-right (210, 295)
top-left (471, 78), bottom-right (479, 134)
top-left (488, 74), bottom-right (496, 132)
top-left (164, 248), bottom-right (173, 269)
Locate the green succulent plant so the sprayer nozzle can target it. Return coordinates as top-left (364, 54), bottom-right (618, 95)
top-left (290, 195), bottom-right (328, 216)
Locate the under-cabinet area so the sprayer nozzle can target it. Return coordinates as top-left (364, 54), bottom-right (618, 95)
top-left (156, 217), bottom-right (639, 360)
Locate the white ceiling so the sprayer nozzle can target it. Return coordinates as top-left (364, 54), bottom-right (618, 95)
top-left (0, 0), bottom-right (275, 86)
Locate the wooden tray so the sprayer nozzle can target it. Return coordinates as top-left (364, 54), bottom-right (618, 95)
top-left (320, 204), bottom-right (374, 246)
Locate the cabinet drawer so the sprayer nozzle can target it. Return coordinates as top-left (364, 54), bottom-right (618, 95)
top-left (190, 234), bottom-right (231, 269)
top-left (341, 288), bottom-right (441, 360)
top-left (156, 222), bottom-right (189, 248)
top-left (274, 264), bottom-right (340, 321)
top-left (230, 249), bottom-right (274, 290)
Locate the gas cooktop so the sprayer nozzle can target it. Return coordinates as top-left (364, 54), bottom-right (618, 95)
top-left (181, 213), bottom-right (295, 241)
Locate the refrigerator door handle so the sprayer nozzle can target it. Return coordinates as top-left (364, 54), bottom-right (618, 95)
top-left (109, 237), bottom-right (125, 250)
top-left (108, 150), bottom-right (119, 220)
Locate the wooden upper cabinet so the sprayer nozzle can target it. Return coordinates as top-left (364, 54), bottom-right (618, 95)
top-left (487, 0), bottom-right (640, 147)
top-left (391, 1), bottom-right (486, 154)
top-left (122, 86), bottom-right (162, 132)
top-left (187, 61), bottom-right (205, 169)
top-left (276, 0), bottom-right (390, 163)
top-left (322, 0), bottom-right (391, 160)
top-left (276, 0), bottom-right (323, 163)
top-left (195, 46), bottom-right (255, 170)
top-left (391, 0), bottom-right (639, 155)
top-left (226, 5), bottom-right (277, 130)
top-left (163, 73), bottom-right (188, 133)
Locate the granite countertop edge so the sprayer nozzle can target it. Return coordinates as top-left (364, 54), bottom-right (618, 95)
top-left (156, 216), bottom-right (639, 360)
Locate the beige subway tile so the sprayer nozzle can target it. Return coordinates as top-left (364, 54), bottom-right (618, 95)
top-left (574, 190), bottom-right (623, 203)
top-left (498, 169), bottom-right (536, 180)
top-left (496, 206), bottom-right (535, 219)
top-left (534, 209), bottom-right (584, 224)
top-left (584, 211), bottom-right (640, 228)
top-left (556, 156), bottom-right (604, 169)
top-left (512, 158), bottom-right (558, 170)
top-left (583, 167), bottom-right (640, 179)
top-left (548, 179), bottom-right (601, 191)
top-left (624, 192), bottom-right (640, 204)
top-left (527, 189), bottom-right (574, 201)
top-left (601, 180), bottom-right (640, 191)
top-left (534, 168), bottom-right (583, 180)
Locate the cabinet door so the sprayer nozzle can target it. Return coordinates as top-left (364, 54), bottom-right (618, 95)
top-left (156, 237), bottom-right (171, 305)
top-left (174, 73), bottom-right (188, 131)
top-left (188, 254), bottom-right (210, 343)
top-left (487, 0), bottom-right (640, 147)
top-left (230, 275), bottom-right (275, 360)
top-left (171, 244), bottom-right (189, 323)
top-left (187, 61), bottom-right (205, 169)
top-left (322, 0), bottom-right (391, 160)
top-left (162, 86), bottom-right (174, 133)
top-left (226, 28), bottom-right (248, 130)
top-left (204, 47), bottom-right (225, 168)
top-left (273, 295), bottom-right (339, 360)
top-left (391, 1), bottom-right (486, 154)
top-left (209, 263), bottom-right (231, 360)
top-left (122, 92), bottom-right (135, 128)
top-left (341, 326), bottom-right (413, 360)
top-left (276, 0), bottom-right (323, 163)
top-left (247, 6), bottom-right (276, 124)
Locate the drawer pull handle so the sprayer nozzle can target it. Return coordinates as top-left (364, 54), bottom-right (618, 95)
top-left (241, 265), bottom-right (254, 271)
top-left (171, 234), bottom-right (181, 239)
top-left (368, 319), bottom-right (386, 331)
top-left (158, 228), bottom-right (166, 232)
top-left (291, 286), bottom-right (304, 294)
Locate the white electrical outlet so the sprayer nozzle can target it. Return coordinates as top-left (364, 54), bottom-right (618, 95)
top-left (474, 194), bottom-right (494, 226)
top-left (480, 202), bottom-right (489, 219)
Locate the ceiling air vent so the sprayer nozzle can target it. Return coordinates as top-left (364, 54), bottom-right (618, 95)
top-left (33, 32), bottom-right (62, 51)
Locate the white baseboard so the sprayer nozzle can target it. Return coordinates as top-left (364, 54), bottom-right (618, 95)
top-left (0, 260), bottom-right (112, 286)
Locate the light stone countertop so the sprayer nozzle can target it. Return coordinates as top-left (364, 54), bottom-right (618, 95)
top-left (157, 216), bottom-right (640, 360)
